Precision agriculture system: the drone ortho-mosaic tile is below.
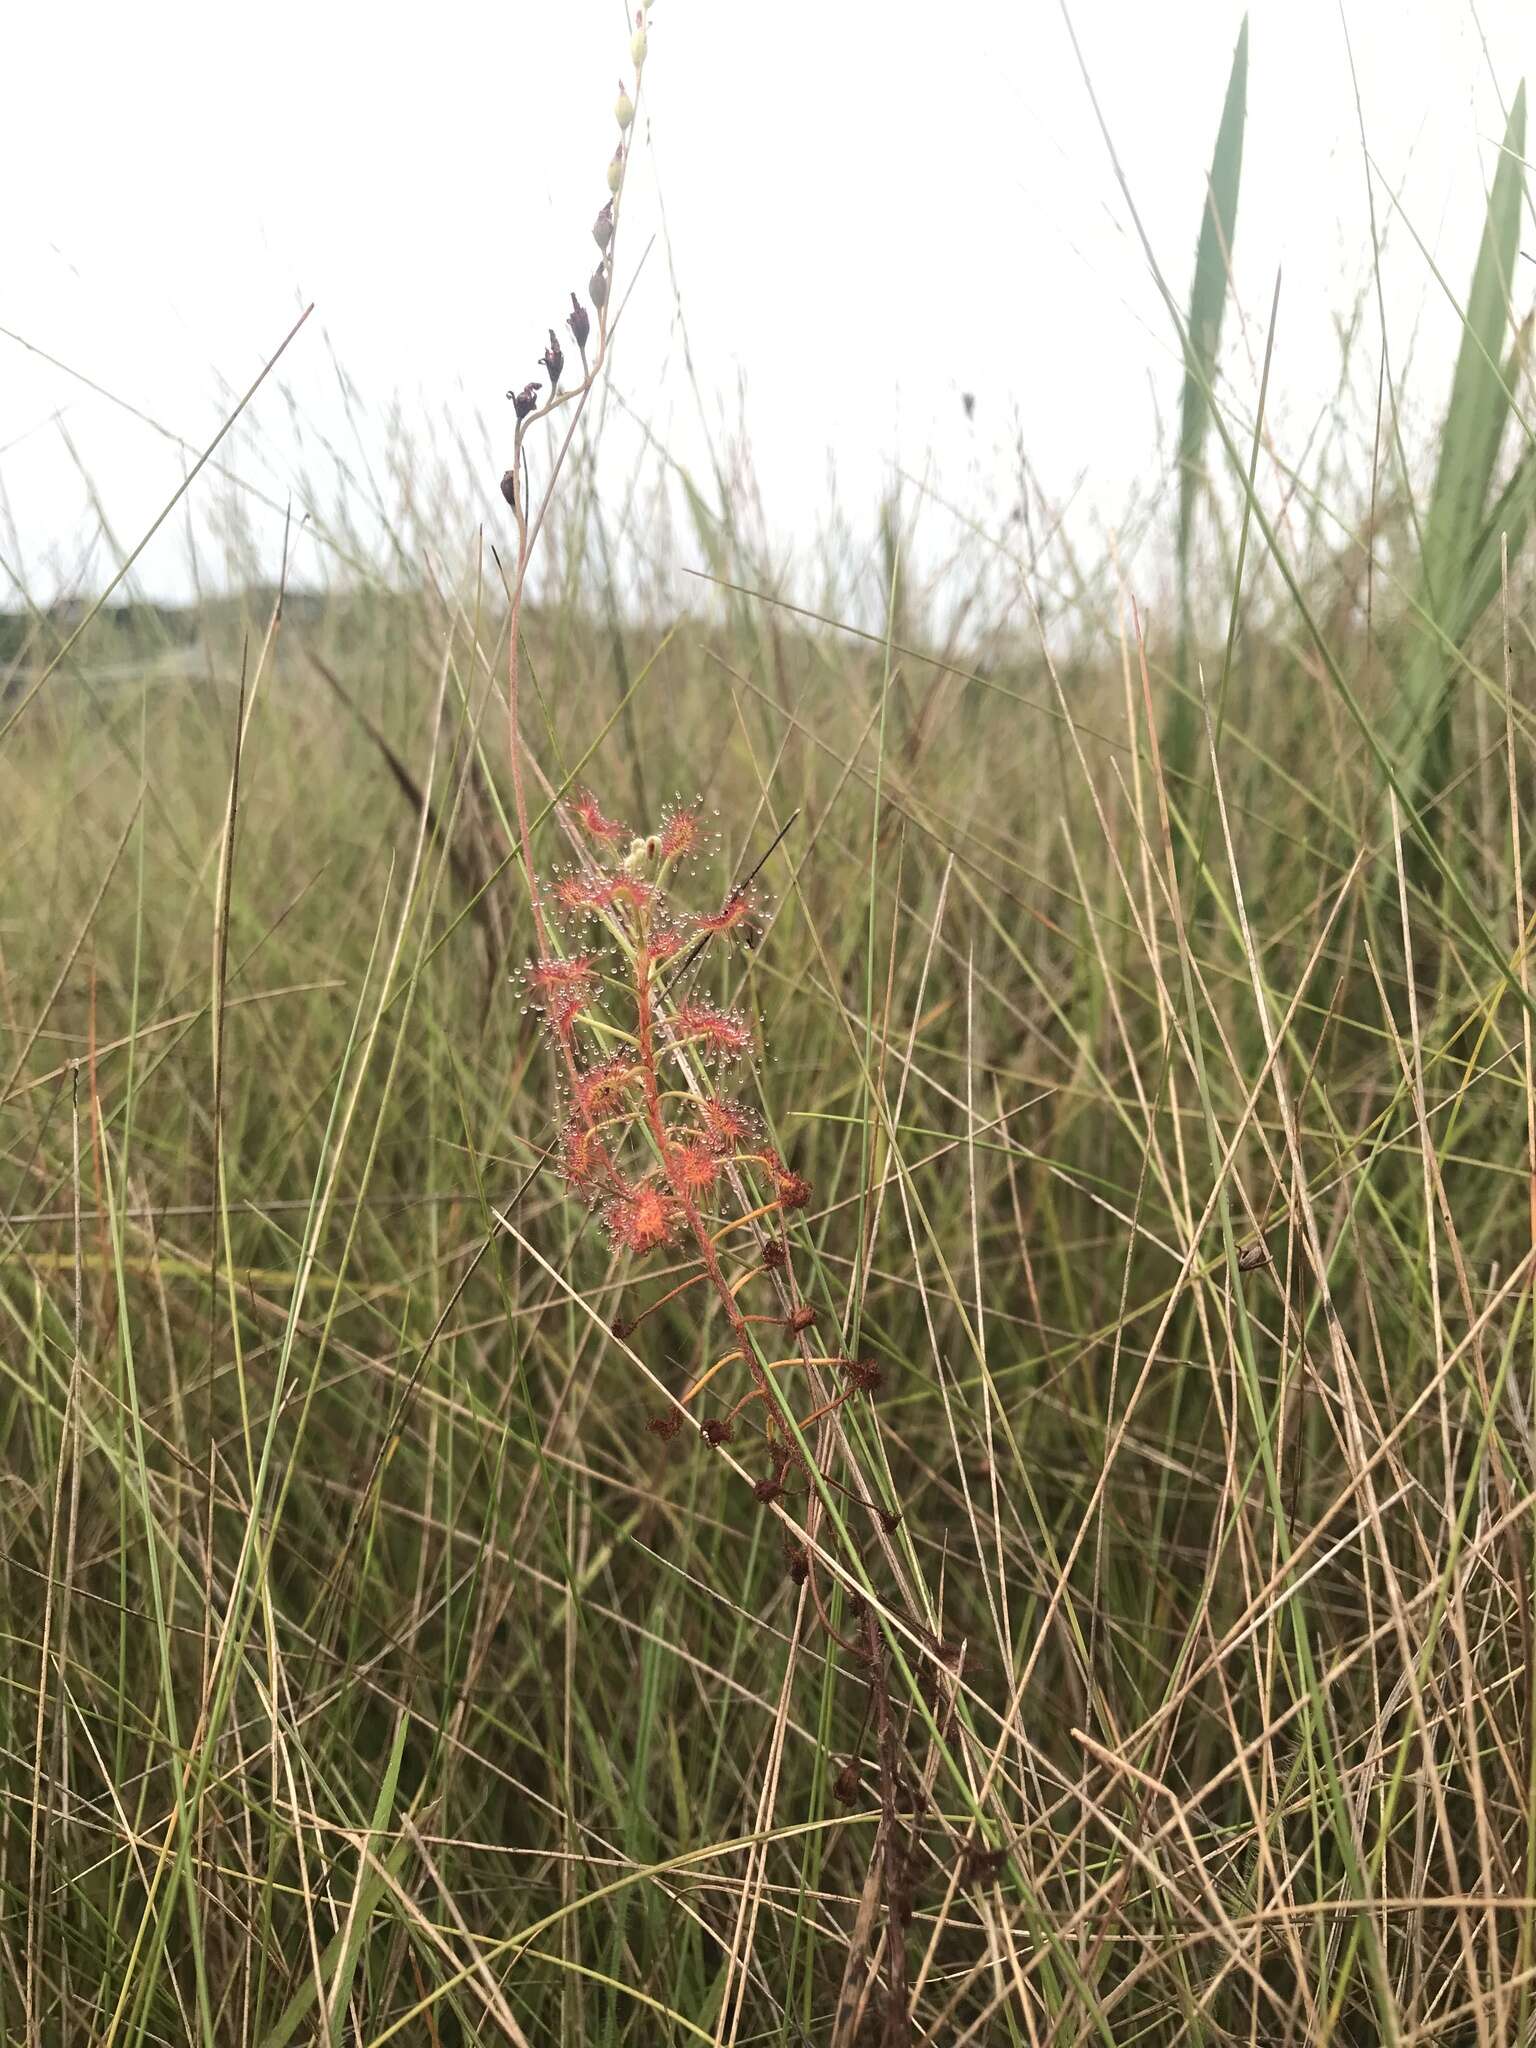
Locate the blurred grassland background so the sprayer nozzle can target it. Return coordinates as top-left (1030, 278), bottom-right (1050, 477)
top-left (9, 16), bottom-right (1536, 2047)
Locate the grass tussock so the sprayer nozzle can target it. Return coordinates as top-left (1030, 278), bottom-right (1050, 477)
top-left (7, 12), bottom-right (1536, 2045)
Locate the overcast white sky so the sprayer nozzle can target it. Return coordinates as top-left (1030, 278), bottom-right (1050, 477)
top-left (3, 1), bottom-right (1533, 607)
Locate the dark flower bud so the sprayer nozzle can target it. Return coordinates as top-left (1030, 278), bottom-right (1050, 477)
top-left (877, 1505), bottom-right (903, 1535)
top-left (786, 1547), bottom-right (809, 1586)
top-left (785, 1304), bottom-right (816, 1333)
top-left (962, 1843), bottom-right (1008, 1887)
top-left (831, 1760), bottom-right (861, 1806)
top-left (499, 470), bottom-right (518, 509)
top-left (752, 1476), bottom-right (784, 1505)
top-left (540, 329), bottom-right (564, 392)
top-left (510, 381), bottom-right (540, 421)
top-left (611, 1315), bottom-right (634, 1341)
top-left (592, 201), bottom-right (614, 253)
top-left (700, 1416), bottom-right (732, 1446)
top-left (842, 1356), bottom-right (883, 1394)
top-left (567, 292), bottom-right (591, 354)
top-left (589, 262), bottom-right (610, 312)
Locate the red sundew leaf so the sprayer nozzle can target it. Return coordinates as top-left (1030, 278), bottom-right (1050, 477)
top-left (528, 954), bottom-right (599, 998)
top-left (749, 1147), bottom-right (812, 1210)
top-left (604, 1180), bottom-right (683, 1255)
top-left (643, 919), bottom-right (691, 964)
top-left (526, 954), bottom-right (601, 1036)
top-left (549, 991), bottom-right (590, 1034)
top-left (574, 1054), bottom-right (642, 1118)
top-left (697, 1097), bottom-right (759, 1154)
top-left (559, 1121), bottom-right (613, 1199)
top-left (567, 788), bottom-right (628, 843)
top-left (696, 886), bottom-right (756, 935)
top-left (555, 872), bottom-right (619, 914)
top-left (608, 875), bottom-right (656, 912)
top-left (669, 1001), bottom-right (753, 1064)
top-left (666, 1140), bottom-right (721, 1196)
top-left (658, 802), bottom-right (703, 860)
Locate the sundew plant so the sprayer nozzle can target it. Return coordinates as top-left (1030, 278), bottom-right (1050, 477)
top-left (12, 8), bottom-right (1536, 2047)
top-left (494, 24), bottom-right (957, 2033)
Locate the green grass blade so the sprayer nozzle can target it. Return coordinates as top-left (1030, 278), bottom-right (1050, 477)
top-left (1393, 82), bottom-right (1526, 817)
top-left (254, 1713), bottom-right (412, 2048)
top-left (1169, 15), bottom-right (1248, 781)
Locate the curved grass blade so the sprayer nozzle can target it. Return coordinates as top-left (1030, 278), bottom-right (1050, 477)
top-left (1168, 15), bottom-right (1248, 786)
top-left (1392, 84), bottom-right (1526, 827)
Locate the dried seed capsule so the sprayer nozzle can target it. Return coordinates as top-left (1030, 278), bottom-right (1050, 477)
top-left (831, 1760), bottom-right (861, 1806)
top-left (509, 381), bottom-right (540, 421)
top-left (589, 263), bottom-right (610, 312)
top-left (567, 292), bottom-right (591, 354)
top-left (540, 329), bottom-right (564, 391)
top-left (962, 1842), bottom-right (1008, 1887)
top-left (592, 201), bottom-right (614, 253)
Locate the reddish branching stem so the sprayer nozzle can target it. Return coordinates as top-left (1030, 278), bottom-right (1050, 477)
top-left (494, 23), bottom-right (919, 2030)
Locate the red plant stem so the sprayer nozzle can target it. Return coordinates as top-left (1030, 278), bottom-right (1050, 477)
top-left (626, 1268), bottom-right (712, 1330)
top-left (630, 941), bottom-right (795, 1446)
top-left (805, 1559), bottom-right (862, 1659)
top-left (794, 1389), bottom-right (856, 1435)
